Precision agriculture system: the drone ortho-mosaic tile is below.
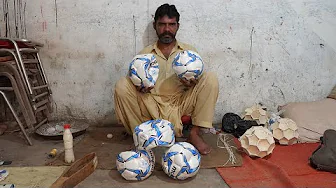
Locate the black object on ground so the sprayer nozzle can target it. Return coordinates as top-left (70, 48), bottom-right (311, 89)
top-left (309, 129), bottom-right (336, 173)
top-left (221, 113), bottom-right (259, 138)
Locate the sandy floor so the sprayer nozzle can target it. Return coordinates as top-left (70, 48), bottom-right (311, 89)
top-left (0, 126), bottom-right (229, 188)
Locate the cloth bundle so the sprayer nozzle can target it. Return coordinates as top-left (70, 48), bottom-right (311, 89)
top-left (310, 129), bottom-right (336, 173)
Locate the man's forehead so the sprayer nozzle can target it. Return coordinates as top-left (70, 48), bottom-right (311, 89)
top-left (156, 15), bottom-right (178, 23)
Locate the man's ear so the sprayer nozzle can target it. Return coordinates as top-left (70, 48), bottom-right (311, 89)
top-left (153, 22), bottom-right (156, 30)
top-left (177, 23), bottom-right (180, 31)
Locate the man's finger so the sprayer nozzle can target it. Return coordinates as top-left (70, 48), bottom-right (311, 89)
top-left (145, 86), bottom-right (154, 93)
top-left (190, 78), bottom-right (198, 85)
top-left (181, 78), bottom-right (191, 86)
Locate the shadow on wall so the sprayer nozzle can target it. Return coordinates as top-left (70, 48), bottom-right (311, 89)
top-left (142, 21), bottom-right (157, 49)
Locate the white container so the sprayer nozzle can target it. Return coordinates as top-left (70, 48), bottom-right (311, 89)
top-left (63, 124), bottom-right (75, 163)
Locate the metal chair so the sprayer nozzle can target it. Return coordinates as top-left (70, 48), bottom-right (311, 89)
top-left (0, 38), bottom-right (52, 130)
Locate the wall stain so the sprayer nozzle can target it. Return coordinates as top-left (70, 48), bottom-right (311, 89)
top-left (40, 5), bottom-right (43, 17)
top-left (248, 27), bottom-right (255, 79)
top-left (3, 0), bottom-right (10, 37)
top-left (272, 83), bottom-right (285, 100)
top-left (42, 21), bottom-right (47, 31)
top-left (229, 26), bottom-right (233, 34)
top-left (96, 52), bottom-right (105, 60)
top-left (65, 105), bottom-right (74, 117)
top-left (54, 0), bottom-right (58, 27)
top-left (23, 1), bottom-right (26, 37)
top-left (50, 50), bottom-right (106, 59)
top-left (1, 0), bottom-right (27, 38)
top-left (133, 15), bottom-right (136, 56)
top-left (49, 58), bottom-right (64, 69)
top-left (227, 47), bottom-right (236, 53)
top-left (114, 64), bottom-right (121, 71)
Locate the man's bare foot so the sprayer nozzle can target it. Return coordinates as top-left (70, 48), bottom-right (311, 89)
top-left (187, 126), bottom-right (211, 155)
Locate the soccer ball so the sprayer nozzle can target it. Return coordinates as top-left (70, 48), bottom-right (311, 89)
top-left (172, 50), bottom-right (204, 81)
top-left (128, 54), bottom-right (159, 89)
top-left (133, 119), bottom-right (175, 151)
top-left (272, 118), bottom-right (299, 145)
top-left (239, 126), bottom-right (275, 158)
top-left (116, 150), bottom-right (155, 181)
top-left (242, 104), bottom-right (270, 125)
top-left (162, 142), bottom-right (201, 180)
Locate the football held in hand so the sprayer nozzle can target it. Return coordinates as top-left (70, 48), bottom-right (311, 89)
top-left (129, 54), bottom-right (159, 90)
top-left (172, 50), bottom-right (204, 81)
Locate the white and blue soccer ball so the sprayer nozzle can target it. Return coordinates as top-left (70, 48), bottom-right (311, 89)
top-left (162, 142), bottom-right (201, 180)
top-left (133, 119), bottom-right (175, 151)
top-left (129, 54), bottom-right (159, 89)
top-left (116, 150), bottom-right (155, 181)
top-left (172, 50), bottom-right (204, 81)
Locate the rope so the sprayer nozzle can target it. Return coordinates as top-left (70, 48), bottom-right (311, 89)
top-left (216, 133), bottom-right (238, 166)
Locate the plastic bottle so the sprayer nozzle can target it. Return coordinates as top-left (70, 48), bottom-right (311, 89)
top-left (63, 124), bottom-right (75, 163)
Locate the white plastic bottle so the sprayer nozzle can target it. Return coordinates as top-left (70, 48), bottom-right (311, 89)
top-left (63, 124), bottom-right (75, 163)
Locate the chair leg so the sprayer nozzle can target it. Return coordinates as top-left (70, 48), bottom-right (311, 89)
top-left (0, 90), bottom-right (33, 146)
top-left (0, 72), bottom-right (34, 129)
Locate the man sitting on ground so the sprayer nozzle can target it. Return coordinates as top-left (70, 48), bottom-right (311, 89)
top-left (114, 3), bottom-right (219, 155)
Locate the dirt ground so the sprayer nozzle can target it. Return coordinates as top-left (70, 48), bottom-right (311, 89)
top-left (0, 126), bottom-right (229, 188)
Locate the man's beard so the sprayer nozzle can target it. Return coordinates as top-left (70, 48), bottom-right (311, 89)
top-left (158, 31), bottom-right (175, 44)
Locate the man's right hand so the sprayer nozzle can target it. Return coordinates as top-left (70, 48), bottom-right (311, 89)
top-left (180, 77), bottom-right (198, 87)
top-left (136, 86), bottom-right (154, 93)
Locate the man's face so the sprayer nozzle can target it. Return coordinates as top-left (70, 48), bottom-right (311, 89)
top-left (154, 15), bottom-right (179, 44)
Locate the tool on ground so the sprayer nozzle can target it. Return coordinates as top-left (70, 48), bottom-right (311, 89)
top-left (48, 149), bottom-right (57, 158)
top-left (51, 152), bottom-right (98, 188)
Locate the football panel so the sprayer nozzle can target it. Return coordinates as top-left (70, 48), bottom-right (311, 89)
top-left (273, 128), bottom-right (284, 140)
top-left (279, 138), bottom-right (289, 145)
top-left (247, 135), bottom-right (259, 146)
top-left (188, 154), bottom-right (201, 169)
top-left (246, 145), bottom-right (260, 156)
top-left (283, 129), bottom-right (295, 140)
top-left (129, 73), bottom-right (142, 86)
top-left (121, 169), bottom-right (139, 180)
top-left (257, 139), bottom-right (271, 152)
top-left (258, 151), bottom-right (267, 158)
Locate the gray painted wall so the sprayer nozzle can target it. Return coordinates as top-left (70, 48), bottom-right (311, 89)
top-left (1, 0), bottom-right (336, 125)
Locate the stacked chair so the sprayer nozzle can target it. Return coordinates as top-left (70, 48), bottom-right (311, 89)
top-left (0, 37), bottom-right (53, 145)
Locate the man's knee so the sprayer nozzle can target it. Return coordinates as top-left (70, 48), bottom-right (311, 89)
top-left (202, 72), bottom-right (219, 90)
top-left (115, 77), bottom-right (134, 97)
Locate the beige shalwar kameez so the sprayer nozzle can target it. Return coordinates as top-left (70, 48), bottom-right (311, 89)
top-left (114, 41), bottom-right (219, 137)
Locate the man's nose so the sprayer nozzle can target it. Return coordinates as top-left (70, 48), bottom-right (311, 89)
top-left (163, 24), bottom-right (170, 31)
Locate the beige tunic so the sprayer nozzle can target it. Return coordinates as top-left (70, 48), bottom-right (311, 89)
top-left (114, 41), bottom-right (219, 137)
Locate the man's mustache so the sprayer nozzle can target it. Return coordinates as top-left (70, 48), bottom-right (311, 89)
top-left (158, 32), bottom-right (174, 38)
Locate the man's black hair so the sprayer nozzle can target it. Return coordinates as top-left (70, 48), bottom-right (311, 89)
top-left (154, 4), bottom-right (180, 23)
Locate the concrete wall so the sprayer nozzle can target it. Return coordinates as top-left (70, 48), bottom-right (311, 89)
top-left (1, 0), bottom-right (336, 125)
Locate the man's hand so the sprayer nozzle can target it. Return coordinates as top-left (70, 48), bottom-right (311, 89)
top-left (180, 77), bottom-right (198, 87)
top-left (136, 86), bottom-right (154, 93)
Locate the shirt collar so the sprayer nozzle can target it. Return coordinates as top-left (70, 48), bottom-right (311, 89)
top-left (152, 41), bottom-right (185, 59)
